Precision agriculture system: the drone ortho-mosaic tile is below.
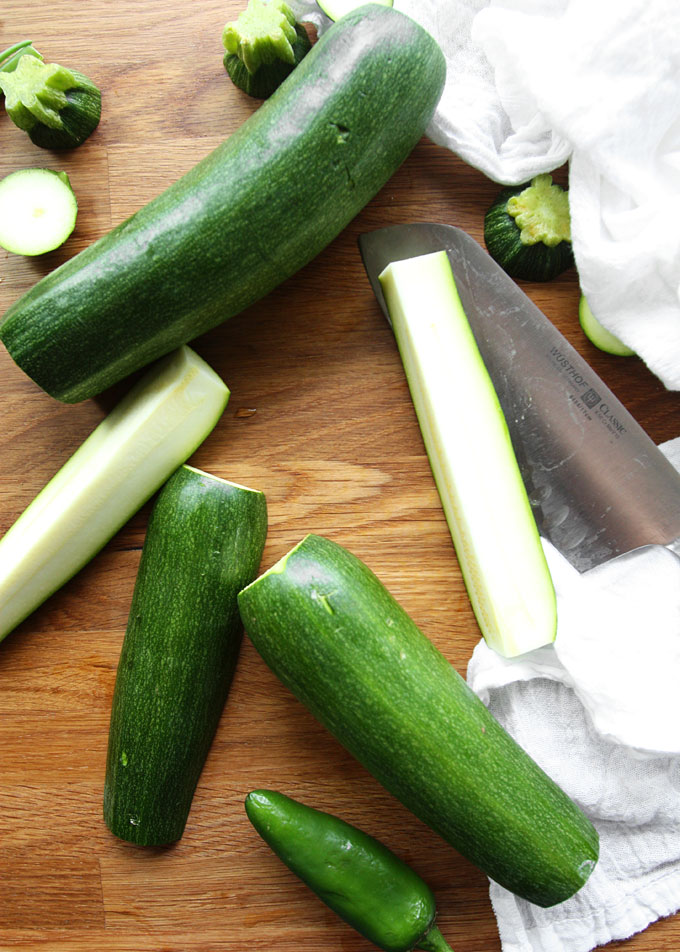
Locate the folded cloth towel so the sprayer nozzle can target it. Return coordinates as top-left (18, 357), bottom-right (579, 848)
top-left (466, 437), bottom-right (680, 951)
top-left (291, 0), bottom-right (680, 390)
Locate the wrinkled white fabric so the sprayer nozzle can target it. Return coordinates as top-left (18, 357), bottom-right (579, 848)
top-left (291, 0), bottom-right (680, 389)
top-left (466, 438), bottom-right (680, 950)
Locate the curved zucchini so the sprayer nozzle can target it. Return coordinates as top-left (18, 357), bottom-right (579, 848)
top-left (484, 174), bottom-right (574, 281)
top-left (238, 534), bottom-right (599, 908)
top-left (0, 5), bottom-right (446, 403)
top-left (379, 250), bottom-right (556, 658)
top-left (104, 465), bottom-right (268, 846)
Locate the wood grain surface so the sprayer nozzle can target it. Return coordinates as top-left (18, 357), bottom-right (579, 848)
top-left (1, 3), bottom-right (680, 950)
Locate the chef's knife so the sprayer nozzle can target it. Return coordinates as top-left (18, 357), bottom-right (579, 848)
top-left (359, 223), bottom-right (680, 573)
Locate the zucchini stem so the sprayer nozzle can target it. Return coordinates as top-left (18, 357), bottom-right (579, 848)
top-left (0, 40), bottom-right (42, 74)
top-left (417, 924), bottom-right (455, 952)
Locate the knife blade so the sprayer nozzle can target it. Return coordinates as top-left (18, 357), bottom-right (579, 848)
top-left (358, 223), bottom-right (680, 573)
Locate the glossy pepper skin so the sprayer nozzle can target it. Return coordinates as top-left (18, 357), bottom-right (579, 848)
top-left (245, 790), bottom-right (454, 952)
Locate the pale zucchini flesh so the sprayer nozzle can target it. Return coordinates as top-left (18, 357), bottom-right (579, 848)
top-left (579, 294), bottom-right (635, 357)
top-left (378, 250), bottom-right (556, 657)
top-left (0, 346), bottom-right (229, 642)
top-left (316, 0), bottom-right (393, 21)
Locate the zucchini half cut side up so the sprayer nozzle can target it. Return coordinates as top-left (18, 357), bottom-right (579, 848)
top-left (0, 346), bottom-right (229, 644)
top-left (484, 173), bottom-right (574, 282)
top-left (378, 250), bottom-right (556, 658)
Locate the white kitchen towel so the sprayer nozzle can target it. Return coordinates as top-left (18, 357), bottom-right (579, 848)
top-left (291, 0), bottom-right (680, 390)
top-left (466, 437), bottom-right (680, 951)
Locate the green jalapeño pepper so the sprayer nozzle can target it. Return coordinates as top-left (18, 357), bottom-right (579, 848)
top-left (245, 790), bottom-right (454, 952)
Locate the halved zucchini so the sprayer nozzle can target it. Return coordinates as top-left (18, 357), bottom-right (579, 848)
top-left (378, 250), bottom-right (556, 657)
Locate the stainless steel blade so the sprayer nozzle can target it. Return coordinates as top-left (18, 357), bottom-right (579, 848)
top-left (359, 222), bottom-right (680, 572)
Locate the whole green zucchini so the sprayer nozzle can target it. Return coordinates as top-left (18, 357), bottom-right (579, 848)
top-left (0, 5), bottom-right (446, 403)
top-left (237, 534), bottom-right (599, 907)
top-left (103, 465), bottom-right (267, 846)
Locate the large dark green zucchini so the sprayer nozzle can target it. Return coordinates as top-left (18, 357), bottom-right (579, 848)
top-left (0, 5), bottom-right (446, 403)
top-left (103, 465), bottom-right (268, 846)
top-left (237, 534), bottom-right (599, 907)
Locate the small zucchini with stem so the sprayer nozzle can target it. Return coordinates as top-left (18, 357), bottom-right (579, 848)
top-left (246, 789), bottom-right (454, 952)
top-left (0, 168), bottom-right (77, 256)
top-left (222, 0), bottom-right (311, 99)
top-left (0, 52), bottom-right (101, 150)
top-left (484, 173), bottom-right (574, 281)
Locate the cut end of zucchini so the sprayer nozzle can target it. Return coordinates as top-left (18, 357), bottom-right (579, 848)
top-left (378, 250), bottom-right (556, 658)
top-left (484, 174), bottom-right (574, 281)
top-left (316, 0), bottom-right (394, 21)
top-left (579, 294), bottom-right (635, 357)
top-left (507, 174), bottom-right (571, 248)
top-left (223, 0), bottom-right (298, 73)
top-left (0, 167), bottom-right (77, 256)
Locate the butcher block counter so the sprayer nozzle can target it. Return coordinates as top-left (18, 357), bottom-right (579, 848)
top-left (1, 2), bottom-right (679, 950)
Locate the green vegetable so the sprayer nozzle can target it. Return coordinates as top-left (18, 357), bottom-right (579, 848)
top-left (0, 4), bottom-right (446, 404)
top-left (317, 0), bottom-right (393, 19)
top-left (0, 168), bottom-right (77, 256)
top-left (0, 53), bottom-right (101, 150)
top-left (0, 346), bottom-right (229, 644)
top-left (579, 294), bottom-right (635, 357)
top-left (223, 0), bottom-right (311, 99)
top-left (104, 466), bottom-right (267, 846)
top-left (237, 534), bottom-right (599, 908)
top-left (0, 40), bottom-right (43, 75)
top-left (379, 250), bottom-right (556, 658)
top-left (484, 173), bottom-right (575, 281)
top-left (245, 789), bottom-right (454, 952)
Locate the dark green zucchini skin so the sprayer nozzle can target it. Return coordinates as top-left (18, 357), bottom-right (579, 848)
top-left (103, 465), bottom-right (268, 846)
top-left (238, 535), bottom-right (599, 907)
top-left (484, 182), bottom-right (574, 282)
top-left (0, 5), bottom-right (446, 403)
top-left (224, 23), bottom-right (312, 99)
top-left (27, 70), bottom-right (101, 150)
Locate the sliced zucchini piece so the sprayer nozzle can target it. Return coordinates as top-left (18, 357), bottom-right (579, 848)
top-left (0, 347), bottom-right (229, 643)
top-left (379, 250), bottom-right (556, 658)
top-left (484, 173), bottom-right (574, 281)
top-left (0, 168), bottom-right (77, 256)
top-left (579, 294), bottom-right (635, 357)
top-left (222, 0), bottom-right (311, 99)
top-left (317, 0), bottom-right (393, 21)
top-left (104, 466), bottom-right (268, 846)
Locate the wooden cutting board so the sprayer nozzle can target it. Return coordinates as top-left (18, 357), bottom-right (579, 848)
top-left (1, 3), bottom-right (679, 950)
